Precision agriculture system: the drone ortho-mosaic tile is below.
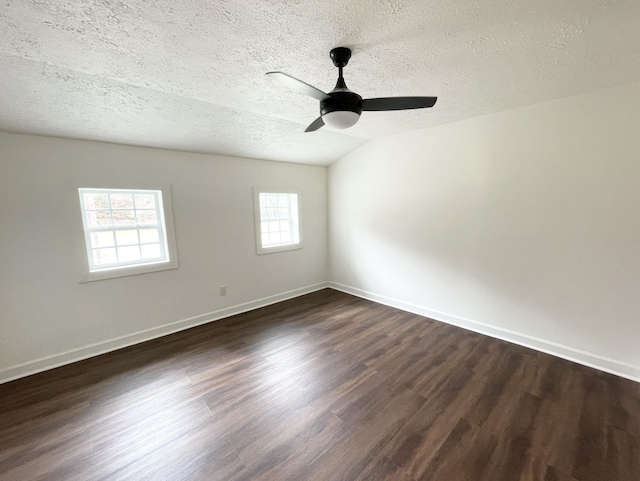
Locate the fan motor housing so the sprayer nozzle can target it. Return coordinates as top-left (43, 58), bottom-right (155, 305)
top-left (321, 91), bottom-right (363, 116)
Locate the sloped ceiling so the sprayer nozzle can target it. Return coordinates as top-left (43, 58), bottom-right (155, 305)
top-left (1, 0), bottom-right (640, 166)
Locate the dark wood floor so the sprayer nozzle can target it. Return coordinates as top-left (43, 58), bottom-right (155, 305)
top-left (1, 289), bottom-right (639, 481)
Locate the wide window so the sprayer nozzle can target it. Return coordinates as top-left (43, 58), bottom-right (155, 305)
top-left (253, 188), bottom-right (301, 254)
top-left (78, 187), bottom-right (178, 280)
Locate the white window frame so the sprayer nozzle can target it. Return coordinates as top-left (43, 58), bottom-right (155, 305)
top-left (253, 187), bottom-right (302, 255)
top-left (77, 185), bottom-right (179, 282)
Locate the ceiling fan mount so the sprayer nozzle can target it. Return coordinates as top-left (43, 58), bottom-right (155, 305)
top-left (267, 46), bottom-right (437, 132)
top-left (329, 47), bottom-right (352, 68)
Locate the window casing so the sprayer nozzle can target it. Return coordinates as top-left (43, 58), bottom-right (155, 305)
top-left (253, 188), bottom-right (302, 254)
top-left (78, 187), bottom-right (178, 281)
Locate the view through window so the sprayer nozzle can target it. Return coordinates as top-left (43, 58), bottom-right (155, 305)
top-left (79, 188), bottom-right (170, 271)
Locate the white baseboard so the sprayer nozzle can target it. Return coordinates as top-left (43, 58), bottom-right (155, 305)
top-left (4, 281), bottom-right (638, 385)
top-left (0, 282), bottom-right (329, 384)
top-left (328, 282), bottom-right (640, 383)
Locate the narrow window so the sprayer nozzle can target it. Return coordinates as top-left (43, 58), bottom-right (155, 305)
top-left (254, 188), bottom-right (301, 254)
top-left (78, 188), bottom-right (178, 280)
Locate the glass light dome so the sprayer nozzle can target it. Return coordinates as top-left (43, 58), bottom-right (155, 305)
top-left (322, 110), bottom-right (360, 129)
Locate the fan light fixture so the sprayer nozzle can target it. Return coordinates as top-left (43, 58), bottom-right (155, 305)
top-left (322, 110), bottom-right (360, 129)
top-left (266, 47), bottom-right (437, 133)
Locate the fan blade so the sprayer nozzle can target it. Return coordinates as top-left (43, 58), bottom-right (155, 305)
top-left (362, 96), bottom-right (437, 111)
top-left (305, 116), bottom-right (325, 132)
top-left (266, 72), bottom-right (329, 101)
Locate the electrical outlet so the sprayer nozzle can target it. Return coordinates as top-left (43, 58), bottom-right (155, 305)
top-left (219, 285), bottom-right (227, 296)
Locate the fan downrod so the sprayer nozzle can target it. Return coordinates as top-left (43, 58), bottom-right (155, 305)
top-left (330, 47), bottom-right (351, 68)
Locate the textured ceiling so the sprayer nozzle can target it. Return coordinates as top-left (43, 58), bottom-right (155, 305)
top-left (1, 0), bottom-right (640, 166)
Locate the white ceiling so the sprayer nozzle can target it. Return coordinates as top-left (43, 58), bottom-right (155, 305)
top-left (1, 0), bottom-right (639, 166)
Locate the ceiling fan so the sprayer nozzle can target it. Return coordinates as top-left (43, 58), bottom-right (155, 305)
top-left (266, 47), bottom-right (437, 132)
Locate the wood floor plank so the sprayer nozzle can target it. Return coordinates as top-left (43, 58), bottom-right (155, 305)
top-left (302, 386), bottom-right (428, 481)
top-left (605, 425), bottom-right (640, 481)
top-left (544, 466), bottom-right (581, 481)
top-left (352, 455), bottom-right (416, 481)
top-left (571, 375), bottom-right (611, 481)
top-left (478, 391), bottom-right (543, 481)
top-left (0, 289), bottom-right (638, 481)
top-left (526, 369), bottom-right (587, 477)
top-left (102, 430), bottom-right (245, 481)
top-left (229, 413), bottom-right (346, 481)
top-left (382, 367), bottom-right (481, 479)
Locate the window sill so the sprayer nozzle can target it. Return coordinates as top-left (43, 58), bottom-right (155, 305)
top-left (256, 243), bottom-right (303, 255)
top-left (80, 259), bottom-right (179, 283)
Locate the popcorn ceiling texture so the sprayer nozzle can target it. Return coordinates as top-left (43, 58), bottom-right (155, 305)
top-left (1, 0), bottom-right (639, 165)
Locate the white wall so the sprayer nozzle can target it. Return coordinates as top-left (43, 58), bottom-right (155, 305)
top-left (3, 83), bottom-right (640, 384)
top-left (0, 133), bottom-right (327, 381)
top-left (329, 82), bottom-right (640, 381)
